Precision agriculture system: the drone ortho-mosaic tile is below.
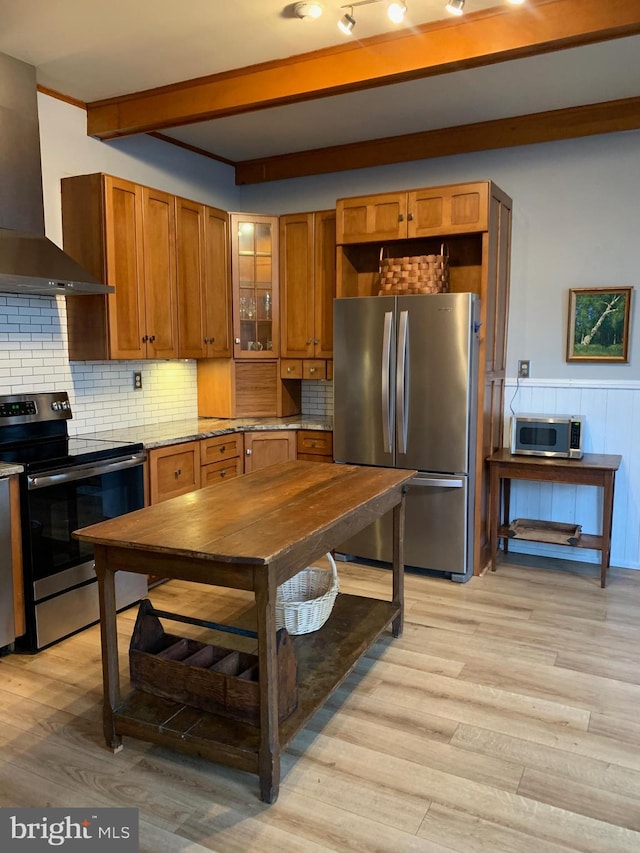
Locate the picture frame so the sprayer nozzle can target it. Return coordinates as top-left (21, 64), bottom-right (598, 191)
top-left (566, 286), bottom-right (633, 363)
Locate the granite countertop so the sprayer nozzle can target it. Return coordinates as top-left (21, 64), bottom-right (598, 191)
top-left (80, 415), bottom-right (333, 450)
top-left (0, 462), bottom-right (23, 477)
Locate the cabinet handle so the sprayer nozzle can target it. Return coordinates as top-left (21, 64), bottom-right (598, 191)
top-left (408, 212), bottom-right (413, 221)
top-left (235, 337), bottom-right (241, 344)
top-left (246, 449), bottom-right (252, 455)
top-left (175, 468), bottom-right (182, 478)
top-left (398, 214), bottom-right (404, 222)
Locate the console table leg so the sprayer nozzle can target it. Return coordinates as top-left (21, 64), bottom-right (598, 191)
top-left (601, 471), bottom-right (616, 589)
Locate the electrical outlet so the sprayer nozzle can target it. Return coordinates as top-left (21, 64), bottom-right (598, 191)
top-left (133, 371), bottom-right (142, 390)
top-left (518, 360), bottom-right (530, 379)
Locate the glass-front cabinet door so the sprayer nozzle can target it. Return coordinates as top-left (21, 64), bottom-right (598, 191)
top-left (231, 213), bottom-right (279, 358)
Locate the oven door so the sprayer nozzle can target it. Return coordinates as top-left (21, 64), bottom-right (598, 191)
top-left (22, 452), bottom-right (147, 649)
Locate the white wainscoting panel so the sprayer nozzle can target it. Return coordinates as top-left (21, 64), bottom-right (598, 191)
top-left (504, 379), bottom-right (640, 571)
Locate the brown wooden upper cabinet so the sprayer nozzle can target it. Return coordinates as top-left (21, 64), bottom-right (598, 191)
top-left (280, 210), bottom-right (336, 361)
top-left (175, 198), bottom-right (232, 359)
top-left (335, 182), bottom-right (490, 244)
top-left (231, 213), bottom-right (279, 359)
top-left (62, 174), bottom-right (179, 360)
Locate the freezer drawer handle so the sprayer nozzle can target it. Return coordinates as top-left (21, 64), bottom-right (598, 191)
top-left (381, 311), bottom-right (394, 454)
top-left (412, 477), bottom-right (464, 488)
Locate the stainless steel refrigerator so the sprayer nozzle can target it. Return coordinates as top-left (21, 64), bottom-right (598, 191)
top-left (333, 292), bottom-right (479, 582)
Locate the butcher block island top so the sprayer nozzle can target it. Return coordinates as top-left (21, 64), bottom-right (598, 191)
top-left (75, 460), bottom-right (415, 803)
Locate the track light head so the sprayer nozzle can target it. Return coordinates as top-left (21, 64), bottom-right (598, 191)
top-left (338, 8), bottom-right (356, 34)
top-left (294, 2), bottom-right (324, 19)
top-left (387, 1), bottom-right (407, 23)
top-left (446, 0), bottom-right (464, 14)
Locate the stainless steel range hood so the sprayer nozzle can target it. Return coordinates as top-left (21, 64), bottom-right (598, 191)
top-left (0, 228), bottom-right (113, 295)
top-left (0, 52), bottom-right (113, 296)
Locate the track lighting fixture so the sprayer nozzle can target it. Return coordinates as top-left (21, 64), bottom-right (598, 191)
top-left (338, 7), bottom-right (356, 34)
top-left (445, 0), bottom-right (464, 15)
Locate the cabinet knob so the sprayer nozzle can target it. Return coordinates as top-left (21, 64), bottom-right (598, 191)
top-left (310, 367), bottom-right (316, 373)
top-left (220, 445), bottom-right (226, 453)
top-left (204, 337), bottom-right (209, 344)
top-left (142, 335), bottom-right (149, 342)
top-left (313, 338), bottom-right (319, 344)
top-left (246, 448), bottom-right (252, 455)
top-left (175, 468), bottom-right (182, 478)
top-left (407, 212), bottom-right (413, 221)
top-left (307, 338), bottom-right (312, 345)
top-left (149, 335), bottom-right (156, 343)
top-left (221, 469), bottom-right (227, 477)
top-left (398, 213), bottom-right (404, 222)
top-left (235, 337), bottom-right (241, 344)
top-left (287, 366), bottom-right (293, 373)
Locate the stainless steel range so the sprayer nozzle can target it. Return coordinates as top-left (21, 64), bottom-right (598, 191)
top-left (0, 391), bottom-right (148, 651)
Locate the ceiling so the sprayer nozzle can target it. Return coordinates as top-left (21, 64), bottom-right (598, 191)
top-left (0, 0), bottom-right (639, 184)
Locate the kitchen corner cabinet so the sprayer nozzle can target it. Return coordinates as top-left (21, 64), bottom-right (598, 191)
top-left (280, 210), bottom-right (336, 365)
top-left (62, 174), bottom-right (179, 360)
top-left (335, 180), bottom-right (512, 577)
top-left (243, 430), bottom-right (297, 474)
top-left (175, 198), bottom-right (232, 359)
top-left (231, 213), bottom-right (279, 359)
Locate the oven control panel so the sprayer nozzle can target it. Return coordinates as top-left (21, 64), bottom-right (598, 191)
top-left (0, 400), bottom-right (37, 418)
top-left (0, 392), bottom-right (72, 422)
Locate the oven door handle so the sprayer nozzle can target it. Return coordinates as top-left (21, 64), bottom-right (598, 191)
top-left (27, 452), bottom-right (147, 490)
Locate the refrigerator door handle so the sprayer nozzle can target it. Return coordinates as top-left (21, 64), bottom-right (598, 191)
top-left (396, 309), bottom-right (409, 454)
top-left (411, 476), bottom-right (464, 488)
top-left (381, 311), bottom-right (394, 454)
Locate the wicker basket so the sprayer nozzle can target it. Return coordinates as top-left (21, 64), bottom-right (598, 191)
top-left (377, 244), bottom-right (449, 296)
top-left (275, 553), bottom-right (339, 635)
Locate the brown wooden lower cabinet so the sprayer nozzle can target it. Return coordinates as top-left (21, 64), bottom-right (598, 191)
top-left (148, 441), bottom-right (201, 505)
top-left (244, 430), bottom-right (297, 474)
top-left (201, 434), bottom-right (244, 486)
top-left (297, 429), bottom-right (333, 462)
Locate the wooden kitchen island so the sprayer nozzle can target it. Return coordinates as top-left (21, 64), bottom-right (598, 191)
top-left (75, 460), bottom-right (414, 803)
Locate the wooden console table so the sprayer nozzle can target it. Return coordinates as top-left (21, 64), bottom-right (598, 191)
top-left (487, 449), bottom-right (621, 588)
top-left (74, 460), bottom-right (414, 803)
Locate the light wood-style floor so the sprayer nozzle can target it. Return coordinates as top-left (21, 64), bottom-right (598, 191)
top-left (1, 554), bottom-right (640, 852)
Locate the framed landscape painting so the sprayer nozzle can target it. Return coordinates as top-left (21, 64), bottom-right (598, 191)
top-left (566, 286), bottom-right (633, 363)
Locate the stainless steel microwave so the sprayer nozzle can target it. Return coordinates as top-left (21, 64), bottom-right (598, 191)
top-left (511, 414), bottom-right (585, 459)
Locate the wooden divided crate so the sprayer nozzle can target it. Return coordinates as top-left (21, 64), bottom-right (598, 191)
top-left (129, 600), bottom-right (298, 725)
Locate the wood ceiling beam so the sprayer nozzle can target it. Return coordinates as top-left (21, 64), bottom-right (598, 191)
top-left (86, 0), bottom-right (640, 139)
top-left (234, 96), bottom-right (640, 184)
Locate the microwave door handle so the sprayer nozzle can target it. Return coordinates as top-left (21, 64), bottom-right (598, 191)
top-left (381, 311), bottom-right (394, 454)
top-left (396, 309), bottom-right (409, 455)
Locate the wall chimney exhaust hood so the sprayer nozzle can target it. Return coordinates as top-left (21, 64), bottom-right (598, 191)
top-left (0, 52), bottom-right (114, 296)
top-left (0, 228), bottom-right (113, 295)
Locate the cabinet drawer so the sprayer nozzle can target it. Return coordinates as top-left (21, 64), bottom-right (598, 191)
top-left (297, 430), bottom-right (333, 458)
top-left (149, 441), bottom-right (200, 504)
top-left (200, 434), bottom-right (243, 464)
top-left (303, 360), bottom-right (326, 380)
top-left (201, 458), bottom-right (242, 486)
top-left (281, 359), bottom-right (302, 379)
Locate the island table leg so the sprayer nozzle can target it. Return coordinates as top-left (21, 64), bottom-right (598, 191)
top-left (255, 569), bottom-right (281, 803)
top-left (95, 545), bottom-right (123, 753)
top-left (391, 490), bottom-right (406, 638)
